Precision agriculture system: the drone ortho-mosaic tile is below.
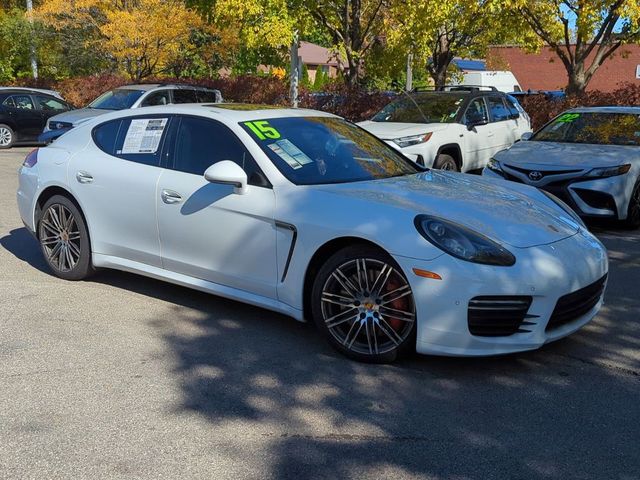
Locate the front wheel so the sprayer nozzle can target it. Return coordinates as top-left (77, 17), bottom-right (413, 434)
top-left (623, 180), bottom-right (640, 229)
top-left (311, 245), bottom-right (416, 363)
top-left (38, 195), bottom-right (95, 280)
top-left (433, 153), bottom-right (459, 171)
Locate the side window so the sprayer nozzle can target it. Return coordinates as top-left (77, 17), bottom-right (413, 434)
top-left (504, 96), bottom-right (520, 118)
top-left (171, 116), bottom-right (270, 187)
top-left (2, 97), bottom-right (15, 108)
top-left (10, 95), bottom-right (35, 110)
top-left (36, 95), bottom-right (69, 111)
top-left (93, 120), bottom-right (122, 155)
top-left (487, 96), bottom-right (510, 122)
top-left (172, 89), bottom-right (198, 104)
top-left (195, 90), bottom-right (220, 103)
top-left (464, 98), bottom-right (489, 126)
top-left (112, 116), bottom-right (170, 167)
top-left (141, 90), bottom-right (170, 107)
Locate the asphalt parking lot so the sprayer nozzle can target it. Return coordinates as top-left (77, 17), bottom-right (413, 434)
top-left (0, 147), bottom-right (638, 480)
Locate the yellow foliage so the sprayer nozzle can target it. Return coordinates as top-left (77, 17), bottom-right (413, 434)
top-left (270, 66), bottom-right (286, 79)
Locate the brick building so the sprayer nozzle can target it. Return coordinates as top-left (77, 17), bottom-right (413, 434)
top-left (487, 45), bottom-right (640, 92)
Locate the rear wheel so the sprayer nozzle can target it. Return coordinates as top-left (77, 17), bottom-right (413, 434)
top-left (38, 195), bottom-right (94, 280)
top-left (623, 180), bottom-right (640, 229)
top-left (311, 245), bottom-right (416, 363)
top-left (0, 124), bottom-right (14, 149)
top-left (433, 153), bottom-right (459, 171)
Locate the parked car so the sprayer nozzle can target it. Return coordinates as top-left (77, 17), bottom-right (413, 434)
top-left (509, 89), bottom-right (566, 101)
top-left (17, 104), bottom-right (608, 362)
top-left (483, 107), bottom-right (640, 229)
top-left (40, 83), bottom-right (223, 143)
top-left (358, 87), bottom-right (531, 172)
top-left (0, 88), bottom-right (71, 148)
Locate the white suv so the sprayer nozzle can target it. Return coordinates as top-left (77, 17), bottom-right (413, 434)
top-left (358, 88), bottom-right (531, 172)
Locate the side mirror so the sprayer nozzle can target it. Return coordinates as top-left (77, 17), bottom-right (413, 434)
top-left (521, 131), bottom-right (533, 141)
top-left (204, 160), bottom-right (248, 195)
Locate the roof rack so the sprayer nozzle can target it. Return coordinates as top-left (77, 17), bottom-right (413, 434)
top-left (412, 85), bottom-right (498, 93)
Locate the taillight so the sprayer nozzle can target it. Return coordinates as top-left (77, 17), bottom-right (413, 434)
top-left (23, 148), bottom-right (38, 168)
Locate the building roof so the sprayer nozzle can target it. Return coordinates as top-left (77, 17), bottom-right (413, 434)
top-left (299, 41), bottom-right (340, 66)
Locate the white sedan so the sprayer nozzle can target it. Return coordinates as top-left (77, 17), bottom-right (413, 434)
top-left (17, 104), bottom-right (608, 362)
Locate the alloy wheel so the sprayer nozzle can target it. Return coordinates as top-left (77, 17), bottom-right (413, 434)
top-left (320, 258), bottom-right (415, 356)
top-left (0, 127), bottom-right (12, 146)
top-left (39, 204), bottom-right (82, 273)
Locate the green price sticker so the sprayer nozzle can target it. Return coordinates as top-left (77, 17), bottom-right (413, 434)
top-left (244, 120), bottom-right (281, 140)
top-left (557, 113), bottom-right (580, 123)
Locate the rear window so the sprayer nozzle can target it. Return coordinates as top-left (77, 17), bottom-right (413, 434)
top-left (173, 89), bottom-right (198, 103)
top-left (533, 112), bottom-right (640, 146)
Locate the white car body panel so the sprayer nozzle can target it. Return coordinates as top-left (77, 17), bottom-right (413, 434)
top-left (17, 104), bottom-right (608, 357)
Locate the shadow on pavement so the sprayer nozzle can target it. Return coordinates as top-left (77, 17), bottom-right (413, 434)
top-left (0, 227), bottom-right (49, 273)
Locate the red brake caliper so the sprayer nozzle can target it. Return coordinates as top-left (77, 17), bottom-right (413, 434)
top-left (383, 277), bottom-right (409, 331)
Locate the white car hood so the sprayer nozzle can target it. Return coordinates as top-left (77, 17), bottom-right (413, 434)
top-left (48, 108), bottom-right (114, 127)
top-left (358, 120), bottom-right (450, 140)
top-left (496, 140), bottom-right (638, 169)
top-left (314, 170), bottom-right (579, 249)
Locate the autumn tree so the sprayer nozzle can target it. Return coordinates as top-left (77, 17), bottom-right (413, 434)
top-left (515, 0), bottom-right (640, 95)
top-left (301, 0), bottom-right (389, 85)
top-left (386, 0), bottom-right (528, 88)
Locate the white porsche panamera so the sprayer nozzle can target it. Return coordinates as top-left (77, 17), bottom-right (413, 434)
top-left (17, 104), bottom-right (609, 362)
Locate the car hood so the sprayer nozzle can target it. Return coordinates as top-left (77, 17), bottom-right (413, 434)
top-left (496, 140), bottom-right (637, 168)
top-left (48, 108), bottom-right (113, 126)
top-left (357, 120), bottom-right (450, 140)
top-left (313, 171), bottom-right (579, 249)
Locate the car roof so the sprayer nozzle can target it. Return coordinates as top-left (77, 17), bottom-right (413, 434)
top-left (0, 87), bottom-right (63, 98)
top-left (117, 83), bottom-right (220, 92)
top-left (568, 106), bottom-right (640, 115)
top-left (85, 103), bottom-right (338, 123)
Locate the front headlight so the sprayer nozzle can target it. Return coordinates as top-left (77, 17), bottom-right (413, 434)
top-left (584, 164), bottom-right (631, 178)
top-left (393, 132), bottom-right (432, 148)
top-left (487, 158), bottom-right (504, 174)
top-left (540, 190), bottom-right (586, 228)
top-left (414, 215), bottom-right (516, 266)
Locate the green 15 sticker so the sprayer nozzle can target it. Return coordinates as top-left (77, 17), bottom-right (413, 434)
top-left (244, 120), bottom-right (281, 140)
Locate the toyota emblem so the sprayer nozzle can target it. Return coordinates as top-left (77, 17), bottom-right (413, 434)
top-left (528, 171), bottom-right (543, 181)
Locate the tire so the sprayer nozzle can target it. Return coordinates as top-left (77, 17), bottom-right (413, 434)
top-left (433, 153), bottom-right (459, 171)
top-left (0, 124), bottom-right (15, 149)
top-left (38, 195), bottom-right (95, 280)
top-left (311, 245), bottom-right (416, 363)
top-left (623, 180), bottom-right (640, 229)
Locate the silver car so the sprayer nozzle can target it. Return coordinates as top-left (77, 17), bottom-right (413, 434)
top-left (483, 107), bottom-right (640, 228)
top-left (43, 83), bottom-right (223, 135)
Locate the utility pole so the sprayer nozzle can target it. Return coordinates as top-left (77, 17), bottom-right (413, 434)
top-left (289, 31), bottom-right (299, 108)
top-left (405, 52), bottom-right (413, 92)
top-left (26, 0), bottom-right (38, 80)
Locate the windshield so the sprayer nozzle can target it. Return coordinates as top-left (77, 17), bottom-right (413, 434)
top-left (88, 89), bottom-right (145, 110)
top-left (533, 112), bottom-right (640, 146)
top-left (241, 117), bottom-right (419, 185)
top-left (371, 94), bottom-right (465, 123)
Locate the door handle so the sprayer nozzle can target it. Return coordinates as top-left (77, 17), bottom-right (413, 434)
top-left (161, 189), bottom-right (183, 204)
top-left (76, 171), bottom-right (93, 184)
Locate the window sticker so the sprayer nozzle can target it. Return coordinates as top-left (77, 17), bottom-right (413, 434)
top-left (244, 120), bottom-right (281, 140)
top-left (267, 139), bottom-right (314, 170)
top-left (121, 118), bottom-right (168, 154)
top-left (557, 113), bottom-right (580, 123)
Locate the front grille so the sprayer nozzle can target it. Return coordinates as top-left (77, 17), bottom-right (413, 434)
top-left (468, 296), bottom-right (534, 337)
top-left (505, 165), bottom-right (582, 181)
top-left (546, 275), bottom-right (607, 332)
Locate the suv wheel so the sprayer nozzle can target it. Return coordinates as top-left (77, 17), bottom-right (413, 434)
top-left (433, 153), bottom-right (459, 171)
top-left (623, 180), bottom-right (640, 229)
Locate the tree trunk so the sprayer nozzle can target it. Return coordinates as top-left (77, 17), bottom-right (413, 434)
top-left (566, 65), bottom-right (588, 96)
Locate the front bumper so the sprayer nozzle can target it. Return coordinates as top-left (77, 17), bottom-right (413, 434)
top-left (483, 166), bottom-right (635, 220)
top-left (393, 229), bottom-right (608, 356)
